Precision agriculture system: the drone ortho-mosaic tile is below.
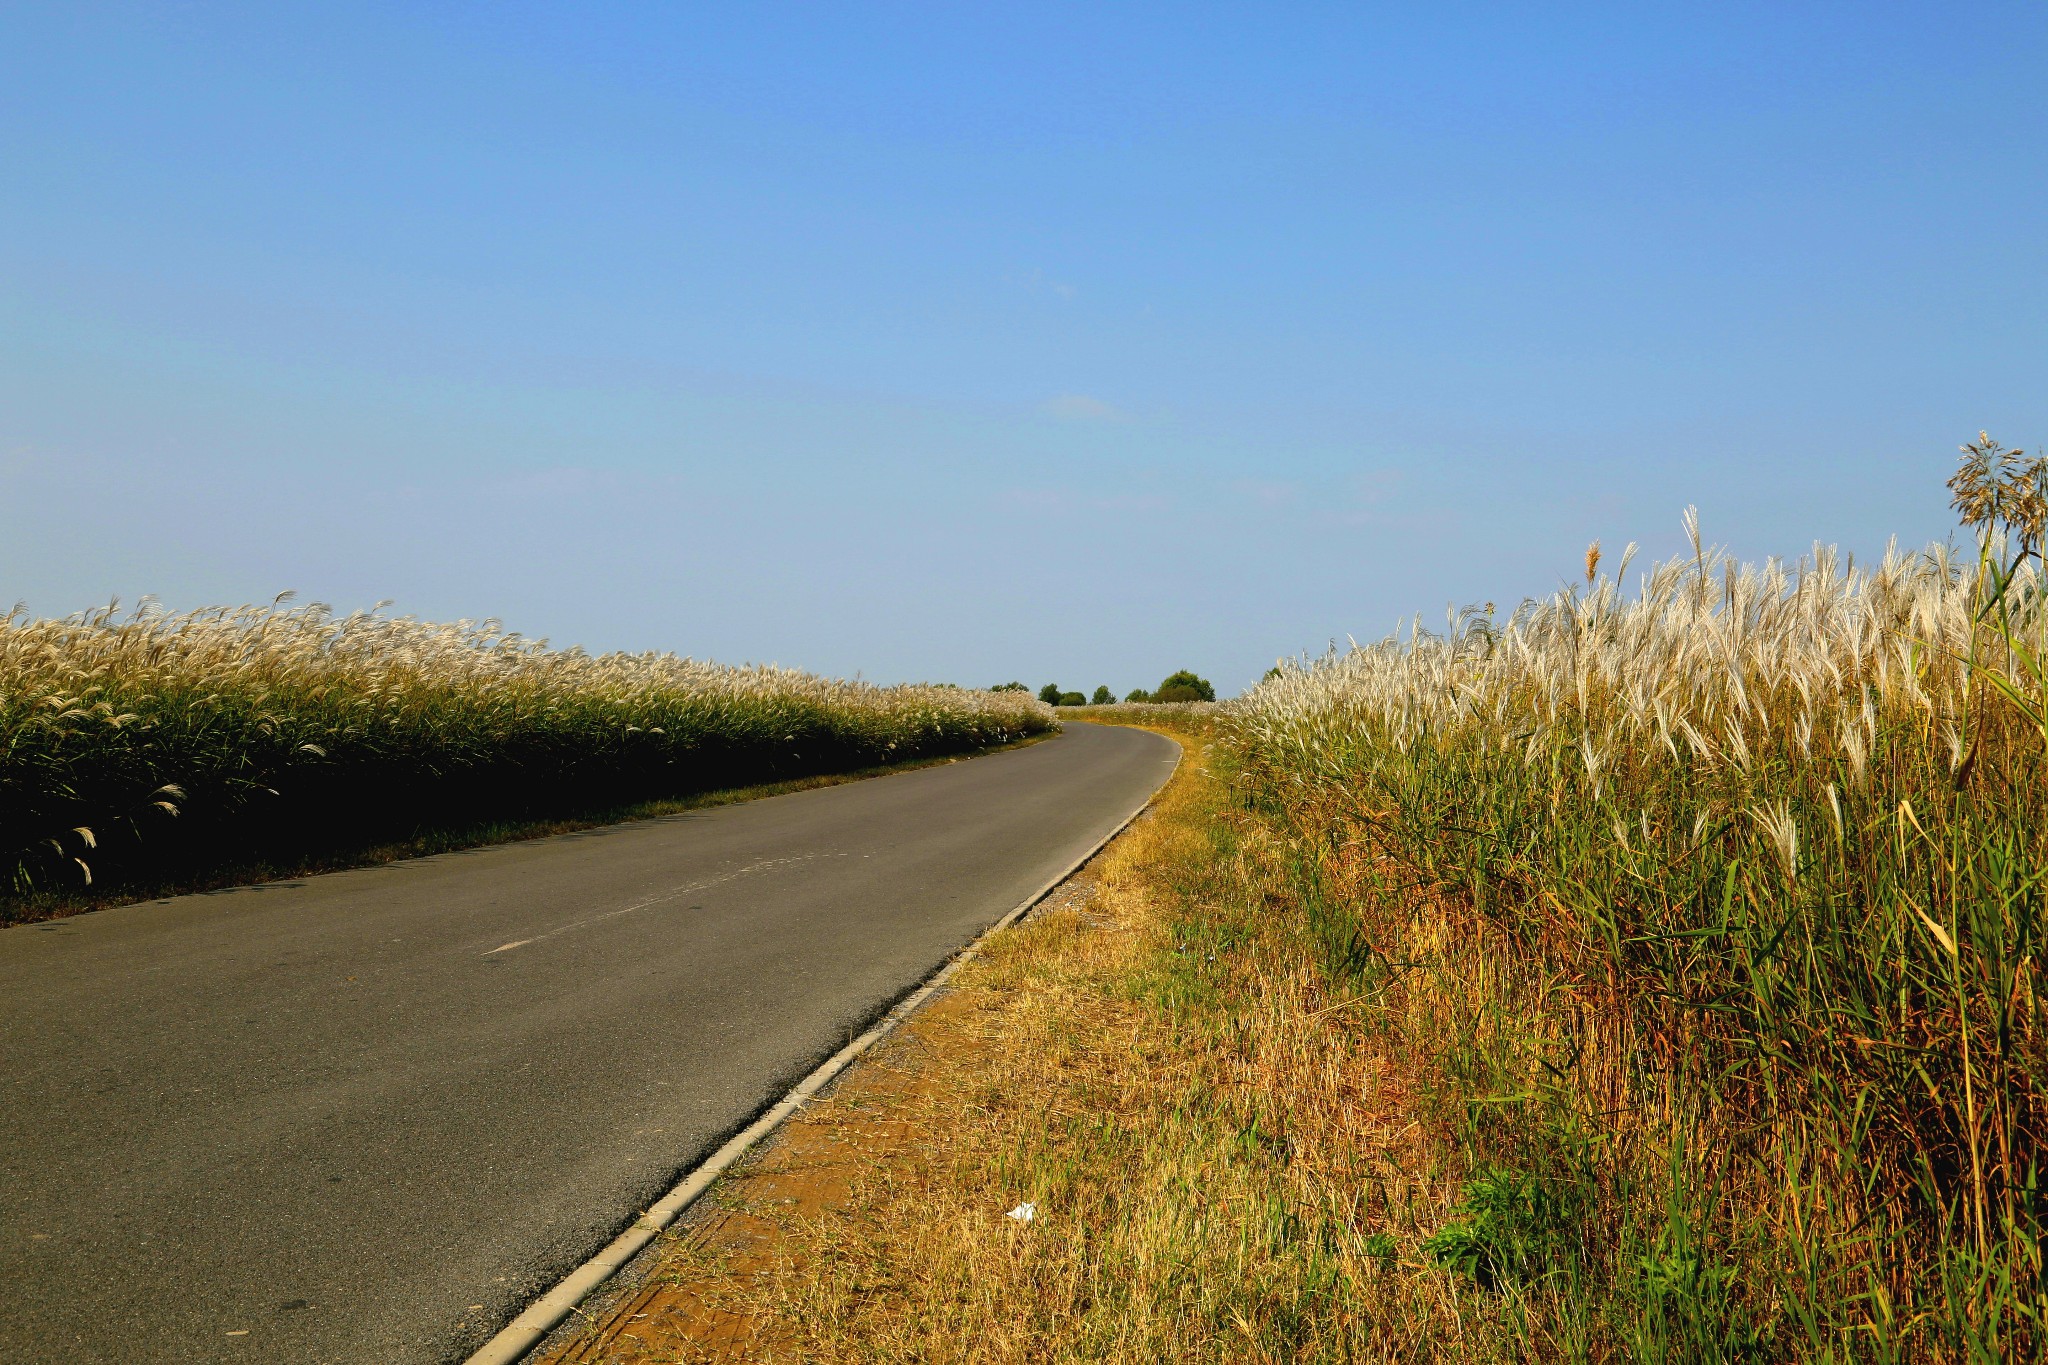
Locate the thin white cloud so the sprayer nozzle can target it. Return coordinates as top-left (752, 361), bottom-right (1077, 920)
top-left (1012, 267), bottom-right (1078, 301)
top-left (1235, 479), bottom-right (1299, 508)
top-left (493, 466), bottom-right (607, 499)
top-left (1002, 487), bottom-right (1170, 516)
top-left (1042, 393), bottom-right (1126, 423)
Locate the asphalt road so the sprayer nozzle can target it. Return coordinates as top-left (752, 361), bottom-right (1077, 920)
top-left (0, 722), bottom-right (1178, 1364)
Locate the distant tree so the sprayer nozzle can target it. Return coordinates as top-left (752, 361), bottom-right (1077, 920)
top-left (1125, 688), bottom-right (1151, 703)
top-left (1059, 691), bottom-right (1087, 706)
top-left (991, 681), bottom-right (1028, 693)
top-left (1151, 669), bottom-right (1216, 703)
top-left (1262, 666), bottom-right (1283, 682)
top-left (1090, 685), bottom-right (1114, 705)
top-left (1038, 683), bottom-right (1063, 705)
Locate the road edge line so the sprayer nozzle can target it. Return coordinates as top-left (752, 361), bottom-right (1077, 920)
top-left (464, 728), bottom-right (1182, 1365)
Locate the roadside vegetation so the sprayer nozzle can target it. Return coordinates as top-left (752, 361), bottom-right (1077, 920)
top-left (596, 436), bottom-right (2043, 1363)
top-left (1223, 441), bottom-right (2046, 1358)
top-left (0, 601), bottom-right (1053, 917)
top-left (1220, 480), bottom-right (2039, 1358)
top-left (1064, 698), bottom-right (1219, 727)
top-left (1036, 669), bottom-right (1218, 708)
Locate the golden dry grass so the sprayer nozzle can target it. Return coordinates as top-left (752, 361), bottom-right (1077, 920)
top-left (569, 514), bottom-right (2046, 1362)
top-left (1229, 525), bottom-right (2047, 1359)
top-left (563, 722), bottom-right (1622, 1363)
top-left (0, 598), bottom-right (1054, 909)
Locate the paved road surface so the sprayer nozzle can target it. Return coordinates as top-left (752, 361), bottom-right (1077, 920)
top-left (0, 722), bottom-right (1178, 1363)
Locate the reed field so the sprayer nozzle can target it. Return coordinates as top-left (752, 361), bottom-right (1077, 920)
top-left (0, 598), bottom-right (1054, 913)
top-left (15, 448), bottom-right (2041, 1359)
top-left (523, 449), bottom-right (2044, 1363)
top-left (1062, 699), bottom-right (1222, 733)
top-left (1224, 507), bottom-right (2046, 1356)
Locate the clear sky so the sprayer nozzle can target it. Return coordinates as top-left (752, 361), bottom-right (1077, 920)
top-left (4, 3), bottom-right (2043, 695)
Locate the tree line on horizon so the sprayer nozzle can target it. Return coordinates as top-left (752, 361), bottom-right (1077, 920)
top-left (988, 670), bottom-right (1217, 707)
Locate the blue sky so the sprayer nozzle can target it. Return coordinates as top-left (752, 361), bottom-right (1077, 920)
top-left (4, 3), bottom-right (2043, 694)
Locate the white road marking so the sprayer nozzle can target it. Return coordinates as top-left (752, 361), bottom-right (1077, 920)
top-left (475, 854), bottom-right (844, 957)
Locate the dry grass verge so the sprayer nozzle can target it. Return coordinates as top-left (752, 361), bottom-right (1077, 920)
top-left (536, 721), bottom-right (1617, 1363)
top-left (540, 472), bottom-right (2048, 1362)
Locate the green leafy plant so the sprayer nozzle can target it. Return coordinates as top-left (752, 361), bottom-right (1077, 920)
top-left (1421, 1165), bottom-right (1576, 1290)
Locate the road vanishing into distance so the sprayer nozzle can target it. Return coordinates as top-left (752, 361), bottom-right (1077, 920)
top-left (0, 722), bottom-right (1178, 1364)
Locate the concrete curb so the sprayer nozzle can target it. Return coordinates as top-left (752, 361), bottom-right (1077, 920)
top-left (463, 731), bottom-right (1181, 1365)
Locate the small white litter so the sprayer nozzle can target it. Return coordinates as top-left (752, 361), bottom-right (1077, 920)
top-left (1005, 1202), bottom-right (1036, 1223)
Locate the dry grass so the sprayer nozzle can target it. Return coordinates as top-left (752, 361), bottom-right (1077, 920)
top-left (1060, 701), bottom-right (1222, 732)
top-left (572, 722), bottom-right (1614, 1362)
top-left (0, 598), bottom-right (1054, 912)
top-left (574, 503), bottom-right (2044, 1361)
top-left (1230, 518), bottom-right (2048, 1359)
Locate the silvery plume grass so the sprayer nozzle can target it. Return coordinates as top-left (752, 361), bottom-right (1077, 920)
top-left (0, 598), bottom-right (1054, 906)
top-left (1229, 510), bottom-right (2047, 1358)
top-left (1061, 699), bottom-right (1221, 734)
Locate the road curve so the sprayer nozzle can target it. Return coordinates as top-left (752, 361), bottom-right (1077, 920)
top-left (0, 721), bottom-right (1178, 1364)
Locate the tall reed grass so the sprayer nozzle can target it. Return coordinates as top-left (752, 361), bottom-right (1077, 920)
top-left (1060, 700), bottom-right (1221, 734)
top-left (0, 598), bottom-right (1054, 907)
top-left (1230, 519), bottom-right (2046, 1358)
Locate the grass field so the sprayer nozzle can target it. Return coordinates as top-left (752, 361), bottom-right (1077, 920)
top-left (0, 598), bottom-right (1054, 915)
top-left (1226, 521), bottom-right (2047, 1359)
top-left (605, 518), bottom-right (2043, 1362)
top-left (1062, 700), bottom-right (1222, 731)
top-left (20, 474), bottom-right (2041, 1358)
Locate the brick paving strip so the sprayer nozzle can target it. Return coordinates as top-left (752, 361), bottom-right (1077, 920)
top-left (530, 874), bottom-right (1107, 1364)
